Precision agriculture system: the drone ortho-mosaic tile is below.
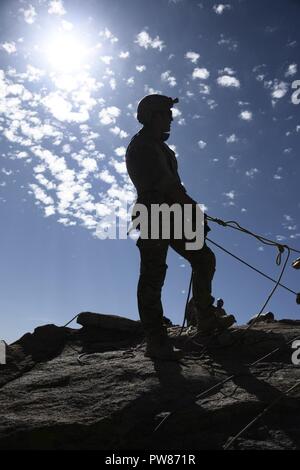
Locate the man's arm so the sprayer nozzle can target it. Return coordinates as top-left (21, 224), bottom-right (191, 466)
top-left (166, 182), bottom-right (196, 206)
top-left (165, 183), bottom-right (210, 237)
top-left (127, 142), bottom-right (180, 195)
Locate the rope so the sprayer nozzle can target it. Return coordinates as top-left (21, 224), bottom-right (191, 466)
top-left (59, 214), bottom-right (299, 448)
top-left (179, 271), bottom-right (193, 335)
top-left (63, 314), bottom-right (79, 328)
top-left (207, 214), bottom-right (300, 255)
top-left (194, 331), bottom-right (300, 403)
top-left (225, 246), bottom-right (291, 331)
top-left (207, 238), bottom-right (297, 297)
top-left (154, 237), bottom-right (293, 433)
top-left (224, 380), bottom-right (300, 449)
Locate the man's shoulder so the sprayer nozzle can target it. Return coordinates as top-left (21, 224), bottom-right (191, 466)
top-left (126, 131), bottom-right (157, 155)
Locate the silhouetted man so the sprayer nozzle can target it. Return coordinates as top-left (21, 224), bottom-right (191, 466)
top-left (126, 95), bottom-right (235, 360)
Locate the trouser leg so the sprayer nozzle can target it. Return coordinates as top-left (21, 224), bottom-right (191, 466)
top-left (136, 237), bottom-right (169, 338)
top-left (170, 239), bottom-right (216, 311)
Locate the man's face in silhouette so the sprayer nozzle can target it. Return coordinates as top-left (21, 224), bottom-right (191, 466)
top-left (158, 108), bottom-right (173, 133)
top-left (151, 108), bottom-right (173, 141)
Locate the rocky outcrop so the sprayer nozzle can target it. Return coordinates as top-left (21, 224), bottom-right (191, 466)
top-left (0, 312), bottom-right (300, 450)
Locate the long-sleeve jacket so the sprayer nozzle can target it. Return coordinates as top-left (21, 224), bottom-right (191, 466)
top-left (125, 127), bottom-right (210, 237)
top-left (125, 127), bottom-right (186, 205)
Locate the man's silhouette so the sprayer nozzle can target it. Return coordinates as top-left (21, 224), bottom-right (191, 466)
top-left (126, 95), bottom-right (235, 360)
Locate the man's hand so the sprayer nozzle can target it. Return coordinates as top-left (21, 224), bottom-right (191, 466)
top-left (166, 183), bottom-right (197, 206)
top-left (166, 184), bottom-right (210, 238)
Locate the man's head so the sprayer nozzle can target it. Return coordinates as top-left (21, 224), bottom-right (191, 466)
top-left (137, 94), bottom-right (178, 140)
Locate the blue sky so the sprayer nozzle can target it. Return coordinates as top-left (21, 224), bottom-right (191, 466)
top-left (1, 0), bottom-right (300, 343)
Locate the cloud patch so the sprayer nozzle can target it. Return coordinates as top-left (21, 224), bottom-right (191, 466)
top-left (217, 75), bottom-right (240, 88)
top-left (135, 31), bottom-right (165, 51)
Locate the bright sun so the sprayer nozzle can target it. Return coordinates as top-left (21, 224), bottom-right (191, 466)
top-left (45, 34), bottom-right (89, 72)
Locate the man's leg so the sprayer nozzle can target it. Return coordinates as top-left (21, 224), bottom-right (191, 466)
top-left (170, 239), bottom-right (216, 312)
top-left (136, 237), bottom-right (169, 338)
top-left (170, 238), bottom-right (235, 332)
top-left (136, 237), bottom-right (183, 359)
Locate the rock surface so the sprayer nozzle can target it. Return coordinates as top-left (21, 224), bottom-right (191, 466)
top-left (1, 312), bottom-right (300, 450)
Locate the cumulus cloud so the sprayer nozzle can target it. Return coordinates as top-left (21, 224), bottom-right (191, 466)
top-left (80, 158), bottom-right (98, 172)
top-left (20, 4), bottom-right (37, 24)
top-left (198, 140), bottom-right (207, 149)
top-left (285, 64), bottom-right (297, 77)
top-left (114, 146), bottom-right (126, 157)
top-left (217, 75), bottom-right (240, 88)
top-left (99, 28), bottom-right (119, 44)
top-left (271, 80), bottom-right (288, 99)
top-left (282, 214), bottom-right (297, 232)
top-left (98, 170), bottom-right (116, 184)
top-left (45, 206), bottom-right (55, 217)
top-left (101, 56), bottom-right (113, 65)
top-left (192, 68), bottom-right (210, 79)
top-left (169, 108), bottom-right (181, 123)
top-left (2, 168), bottom-right (12, 176)
top-left (99, 106), bottom-right (121, 125)
top-left (213, 4), bottom-right (231, 14)
top-left (109, 126), bottom-right (128, 139)
top-left (42, 92), bottom-right (89, 122)
top-left (1, 42), bottom-right (17, 54)
top-left (206, 99), bottom-right (218, 110)
top-left (239, 110), bottom-right (253, 121)
top-left (161, 70), bottom-right (177, 87)
top-left (226, 134), bottom-right (238, 143)
top-left (218, 34), bottom-right (238, 51)
top-left (109, 159), bottom-right (127, 175)
top-left (245, 168), bottom-right (259, 178)
top-left (48, 0), bottom-right (66, 16)
top-left (228, 156), bottom-right (238, 167)
top-left (126, 77), bottom-right (135, 86)
top-left (185, 51), bottom-right (200, 63)
top-left (136, 65), bottom-right (146, 72)
top-left (273, 167), bottom-right (283, 180)
top-left (24, 64), bottom-right (45, 82)
top-left (119, 51), bottom-right (130, 59)
top-left (199, 83), bottom-right (210, 95)
top-left (29, 183), bottom-right (54, 206)
top-left (223, 190), bottom-right (236, 206)
top-left (135, 31), bottom-right (165, 51)
top-left (109, 78), bottom-right (116, 90)
top-left (224, 190), bottom-right (235, 199)
top-left (219, 67), bottom-right (236, 76)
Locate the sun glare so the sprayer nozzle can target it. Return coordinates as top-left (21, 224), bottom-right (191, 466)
top-left (45, 34), bottom-right (89, 72)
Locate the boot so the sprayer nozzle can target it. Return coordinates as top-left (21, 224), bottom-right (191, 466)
top-left (144, 333), bottom-right (182, 361)
top-left (214, 300), bottom-right (236, 322)
top-left (197, 305), bottom-right (236, 334)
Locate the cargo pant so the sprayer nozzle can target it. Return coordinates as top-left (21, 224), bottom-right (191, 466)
top-left (136, 236), bottom-right (216, 338)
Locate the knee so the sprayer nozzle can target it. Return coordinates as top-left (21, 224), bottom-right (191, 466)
top-left (191, 246), bottom-right (216, 275)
